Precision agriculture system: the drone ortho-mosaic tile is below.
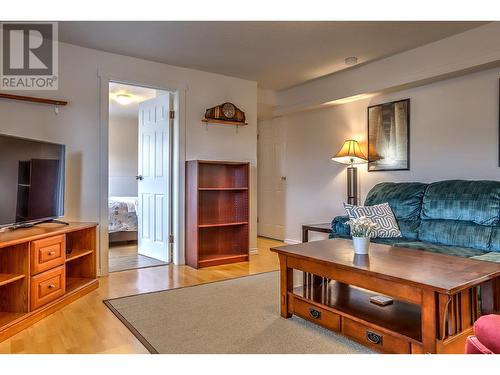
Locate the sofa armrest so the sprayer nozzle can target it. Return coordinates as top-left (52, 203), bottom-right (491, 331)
top-left (473, 314), bottom-right (500, 354)
top-left (465, 336), bottom-right (494, 354)
top-left (331, 215), bottom-right (351, 238)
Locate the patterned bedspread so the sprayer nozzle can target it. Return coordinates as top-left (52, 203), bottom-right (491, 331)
top-left (108, 196), bottom-right (138, 233)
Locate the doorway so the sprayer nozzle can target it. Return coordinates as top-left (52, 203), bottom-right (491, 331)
top-left (107, 82), bottom-right (173, 272)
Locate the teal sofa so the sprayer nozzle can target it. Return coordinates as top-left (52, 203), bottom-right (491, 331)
top-left (331, 180), bottom-right (500, 262)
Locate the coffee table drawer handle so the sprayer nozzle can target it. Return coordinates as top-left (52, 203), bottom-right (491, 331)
top-left (309, 308), bottom-right (321, 319)
top-left (366, 331), bottom-right (383, 345)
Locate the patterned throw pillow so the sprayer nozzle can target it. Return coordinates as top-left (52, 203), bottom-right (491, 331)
top-left (344, 202), bottom-right (402, 238)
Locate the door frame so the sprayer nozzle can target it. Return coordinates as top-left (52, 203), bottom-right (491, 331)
top-left (98, 70), bottom-right (187, 276)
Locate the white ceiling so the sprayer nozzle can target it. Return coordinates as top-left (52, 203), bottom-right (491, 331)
top-left (109, 82), bottom-right (166, 118)
top-left (60, 21), bottom-right (486, 90)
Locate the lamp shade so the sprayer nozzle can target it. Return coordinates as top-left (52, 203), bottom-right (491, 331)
top-left (331, 139), bottom-right (367, 165)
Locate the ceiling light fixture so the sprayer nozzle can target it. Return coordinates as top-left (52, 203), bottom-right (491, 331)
top-left (115, 93), bottom-right (133, 105)
top-left (344, 56), bottom-right (358, 66)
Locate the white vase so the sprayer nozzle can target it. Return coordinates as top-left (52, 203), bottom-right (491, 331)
top-left (352, 236), bottom-right (370, 255)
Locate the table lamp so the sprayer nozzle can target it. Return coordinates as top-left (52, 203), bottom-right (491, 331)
top-left (331, 139), bottom-right (367, 205)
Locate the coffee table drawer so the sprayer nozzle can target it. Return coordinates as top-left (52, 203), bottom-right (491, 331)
top-left (342, 318), bottom-right (411, 354)
top-left (293, 297), bottom-right (340, 332)
top-left (30, 265), bottom-right (66, 310)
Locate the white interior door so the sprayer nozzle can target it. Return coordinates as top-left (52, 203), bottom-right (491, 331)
top-left (257, 119), bottom-right (286, 240)
top-left (137, 94), bottom-right (171, 262)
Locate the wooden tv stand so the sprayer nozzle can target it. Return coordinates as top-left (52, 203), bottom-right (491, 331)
top-left (0, 222), bottom-right (99, 342)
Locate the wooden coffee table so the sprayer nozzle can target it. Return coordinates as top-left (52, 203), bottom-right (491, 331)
top-left (271, 239), bottom-right (500, 354)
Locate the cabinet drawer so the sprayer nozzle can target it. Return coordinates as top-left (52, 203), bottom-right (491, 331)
top-left (342, 318), bottom-right (411, 354)
top-left (30, 266), bottom-right (66, 310)
top-left (292, 297), bottom-right (340, 332)
top-left (31, 235), bottom-right (66, 274)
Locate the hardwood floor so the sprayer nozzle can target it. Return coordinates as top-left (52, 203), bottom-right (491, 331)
top-left (0, 237), bottom-right (283, 354)
top-left (109, 243), bottom-right (167, 273)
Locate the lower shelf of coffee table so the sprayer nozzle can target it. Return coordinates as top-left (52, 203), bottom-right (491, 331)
top-left (289, 281), bottom-right (423, 353)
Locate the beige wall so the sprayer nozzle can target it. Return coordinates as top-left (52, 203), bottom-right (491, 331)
top-left (0, 41), bottom-right (258, 256)
top-left (265, 67), bottom-right (500, 243)
top-left (108, 115), bottom-right (138, 197)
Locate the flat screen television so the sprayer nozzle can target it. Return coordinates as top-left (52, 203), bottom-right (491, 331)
top-left (0, 134), bottom-right (65, 229)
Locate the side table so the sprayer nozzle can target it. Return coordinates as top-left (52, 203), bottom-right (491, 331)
top-left (301, 223), bottom-right (332, 286)
top-left (302, 223), bottom-right (331, 242)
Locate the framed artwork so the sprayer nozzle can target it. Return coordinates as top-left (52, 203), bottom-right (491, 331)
top-left (367, 98), bottom-right (410, 172)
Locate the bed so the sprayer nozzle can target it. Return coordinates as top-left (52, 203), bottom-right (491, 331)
top-left (108, 196), bottom-right (138, 243)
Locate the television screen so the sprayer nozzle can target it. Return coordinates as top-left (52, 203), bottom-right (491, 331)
top-left (0, 134), bottom-right (65, 228)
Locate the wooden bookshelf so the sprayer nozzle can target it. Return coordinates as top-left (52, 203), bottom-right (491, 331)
top-left (198, 222), bottom-right (248, 228)
top-left (198, 187), bottom-right (248, 191)
top-left (186, 160), bottom-right (250, 268)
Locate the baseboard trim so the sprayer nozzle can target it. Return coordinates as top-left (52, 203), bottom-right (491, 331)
top-left (284, 239), bottom-right (301, 245)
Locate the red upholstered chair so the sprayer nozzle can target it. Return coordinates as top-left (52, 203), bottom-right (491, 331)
top-left (465, 314), bottom-right (500, 354)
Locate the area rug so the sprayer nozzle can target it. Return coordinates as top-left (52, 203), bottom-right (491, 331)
top-left (104, 271), bottom-right (372, 354)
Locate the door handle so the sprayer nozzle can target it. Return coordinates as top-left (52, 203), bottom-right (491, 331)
top-left (280, 176), bottom-right (287, 181)
top-left (136, 175), bottom-right (143, 181)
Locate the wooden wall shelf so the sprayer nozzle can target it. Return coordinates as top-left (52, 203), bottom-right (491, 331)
top-left (202, 119), bottom-right (248, 126)
top-left (0, 93), bottom-right (68, 106)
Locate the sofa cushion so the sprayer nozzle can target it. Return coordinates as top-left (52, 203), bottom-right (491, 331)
top-left (344, 202), bottom-right (402, 238)
top-left (331, 236), bottom-right (486, 258)
top-left (365, 182), bottom-right (427, 220)
top-left (387, 240), bottom-right (487, 258)
top-left (470, 252), bottom-right (500, 263)
top-left (331, 216), bottom-right (420, 241)
top-left (395, 220), bottom-right (421, 241)
top-left (331, 215), bottom-right (350, 238)
top-left (419, 219), bottom-right (492, 251)
top-left (421, 180), bottom-right (500, 226)
top-left (371, 238), bottom-right (402, 246)
top-left (339, 235), bottom-right (491, 258)
top-left (490, 226), bottom-right (500, 252)
top-left (365, 182), bottom-right (427, 239)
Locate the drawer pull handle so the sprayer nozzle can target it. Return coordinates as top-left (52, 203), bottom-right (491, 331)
top-left (48, 251), bottom-right (56, 255)
top-left (366, 331), bottom-right (383, 345)
top-left (48, 284), bottom-right (56, 289)
top-left (309, 308), bottom-right (321, 319)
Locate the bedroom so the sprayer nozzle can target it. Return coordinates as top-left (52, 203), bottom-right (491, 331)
top-left (108, 82), bottom-right (171, 272)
